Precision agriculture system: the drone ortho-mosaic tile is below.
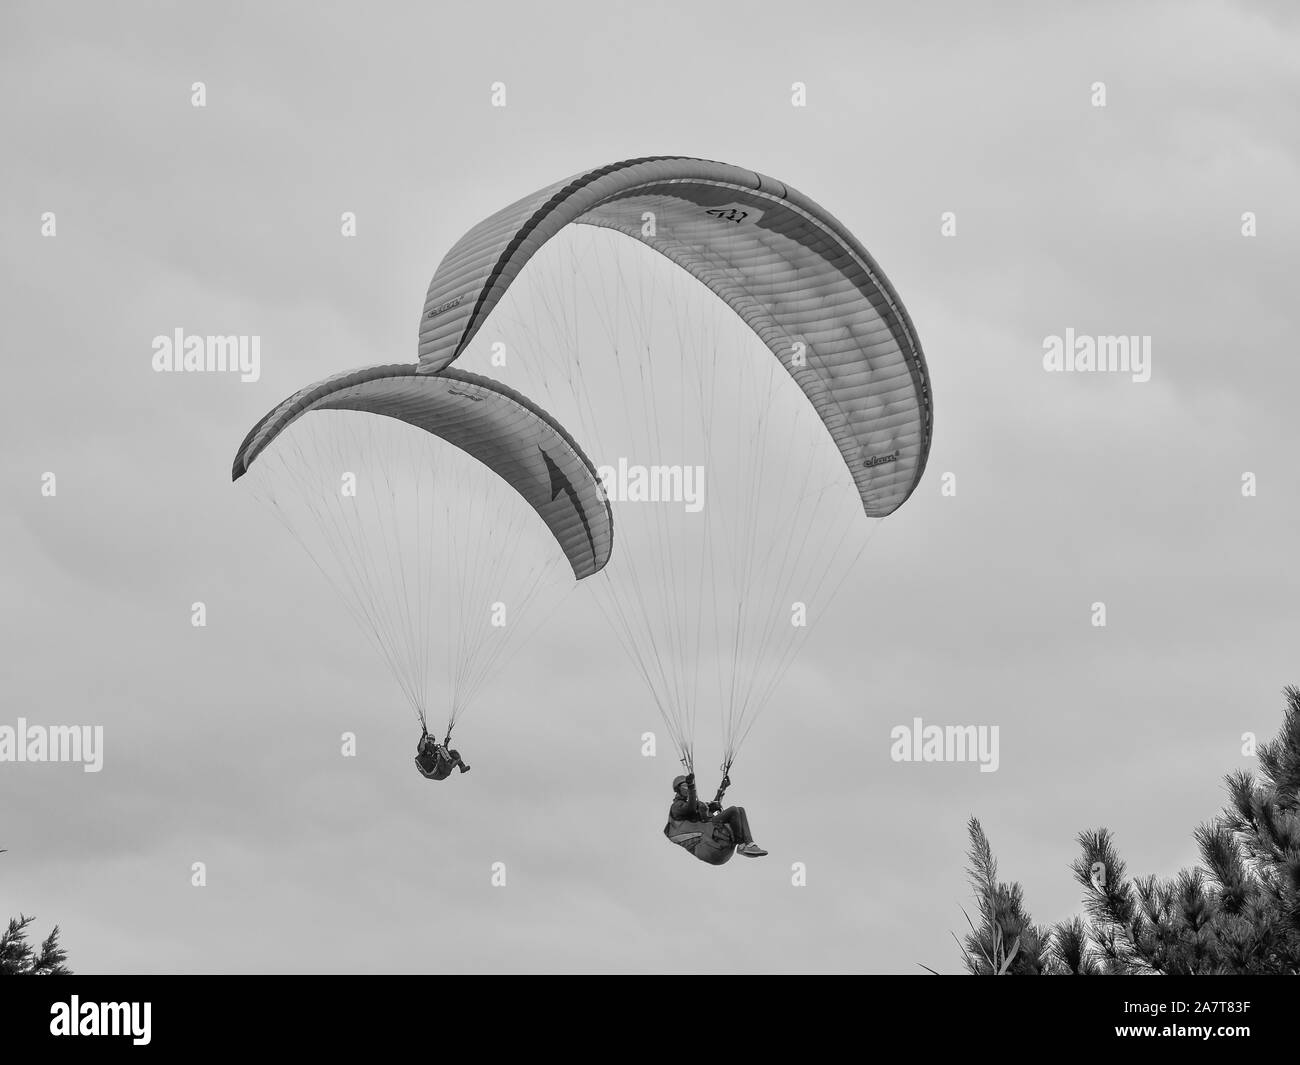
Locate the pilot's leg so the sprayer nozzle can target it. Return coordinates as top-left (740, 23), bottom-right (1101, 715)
top-left (712, 806), bottom-right (753, 845)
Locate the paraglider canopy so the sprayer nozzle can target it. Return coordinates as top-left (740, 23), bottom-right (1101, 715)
top-left (417, 155), bottom-right (932, 518)
top-left (232, 364), bottom-right (612, 579)
top-left (232, 363), bottom-right (613, 735)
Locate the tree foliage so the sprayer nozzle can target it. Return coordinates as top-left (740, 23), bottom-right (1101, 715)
top-left (0, 915), bottom-right (71, 975)
top-left (947, 686), bottom-right (1300, 975)
top-left (1, 848), bottom-right (72, 975)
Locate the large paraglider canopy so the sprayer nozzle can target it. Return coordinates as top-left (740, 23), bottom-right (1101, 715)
top-left (417, 156), bottom-right (932, 518)
top-left (413, 156), bottom-right (934, 779)
top-left (232, 364), bottom-right (613, 735)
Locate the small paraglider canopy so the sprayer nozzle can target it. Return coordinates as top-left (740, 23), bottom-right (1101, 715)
top-left (233, 364), bottom-right (613, 580)
top-left (232, 364), bottom-right (613, 738)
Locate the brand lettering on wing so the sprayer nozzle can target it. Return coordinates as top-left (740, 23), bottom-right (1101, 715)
top-left (425, 294), bottom-right (465, 320)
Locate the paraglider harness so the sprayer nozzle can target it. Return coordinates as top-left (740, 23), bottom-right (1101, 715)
top-left (415, 725), bottom-right (455, 780)
top-left (663, 760), bottom-right (733, 851)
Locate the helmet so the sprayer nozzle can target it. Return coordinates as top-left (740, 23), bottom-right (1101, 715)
top-left (672, 775), bottom-right (689, 792)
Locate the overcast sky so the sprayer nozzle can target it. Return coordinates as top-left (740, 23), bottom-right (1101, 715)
top-left (3, 0), bottom-right (1298, 974)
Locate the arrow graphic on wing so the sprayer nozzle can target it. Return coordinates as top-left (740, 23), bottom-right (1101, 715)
top-left (539, 446), bottom-right (598, 571)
